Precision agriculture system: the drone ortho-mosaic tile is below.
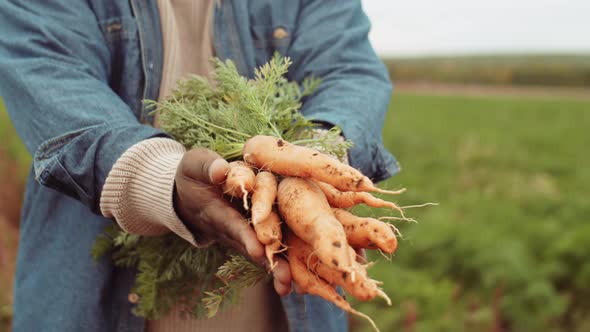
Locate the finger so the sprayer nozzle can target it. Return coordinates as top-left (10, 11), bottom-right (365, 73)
top-left (188, 215), bottom-right (251, 259)
top-left (274, 277), bottom-right (291, 296)
top-left (209, 159), bottom-right (230, 185)
top-left (180, 148), bottom-right (229, 185)
top-left (293, 282), bottom-right (305, 295)
top-left (271, 258), bottom-right (292, 286)
top-left (203, 201), bottom-right (264, 259)
top-left (184, 204), bottom-right (256, 263)
top-left (215, 233), bottom-right (248, 257)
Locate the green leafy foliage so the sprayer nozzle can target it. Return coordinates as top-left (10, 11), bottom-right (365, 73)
top-left (202, 255), bottom-right (269, 318)
top-left (92, 224), bottom-right (266, 319)
top-left (155, 55), bottom-right (349, 160)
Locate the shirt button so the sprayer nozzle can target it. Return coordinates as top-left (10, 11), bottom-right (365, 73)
top-left (128, 293), bottom-right (140, 304)
top-left (273, 27), bottom-right (289, 39)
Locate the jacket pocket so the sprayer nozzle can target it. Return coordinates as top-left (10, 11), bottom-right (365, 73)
top-left (97, 16), bottom-right (144, 119)
top-left (98, 16), bottom-right (139, 43)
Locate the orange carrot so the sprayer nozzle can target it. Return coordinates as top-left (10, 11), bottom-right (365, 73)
top-left (253, 210), bottom-right (282, 245)
top-left (250, 171), bottom-right (278, 225)
top-left (314, 181), bottom-right (405, 212)
top-left (242, 135), bottom-right (401, 194)
top-left (252, 210), bottom-right (283, 271)
top-left (332, 208), bottom-right (398, 254)
top-left (288, 246), bottom-right (380, 332)
top-left (277, 177), bottom-right (355, 272)
top-left (287, 233), bottom-right (390, 304)
top-left (221, 161), bottom-right (255, 210)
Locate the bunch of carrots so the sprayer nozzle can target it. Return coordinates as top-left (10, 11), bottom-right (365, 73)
top-left (94, 56), bottom-right (433, 329)
top-left (219, 135), bottom-right (428, 331)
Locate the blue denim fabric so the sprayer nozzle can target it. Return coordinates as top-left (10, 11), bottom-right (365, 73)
top-left (0, 1), bottom-right (398, 331)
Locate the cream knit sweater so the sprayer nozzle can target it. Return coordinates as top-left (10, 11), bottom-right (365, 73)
top-left (100, 1), bottom-right (285, 331)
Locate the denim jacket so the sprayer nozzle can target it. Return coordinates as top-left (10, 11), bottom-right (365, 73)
top-left (0, 1), bottom-right (398, 331)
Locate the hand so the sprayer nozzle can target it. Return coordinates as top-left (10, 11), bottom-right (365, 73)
top-left (174, 148), bottom-right (292, 296)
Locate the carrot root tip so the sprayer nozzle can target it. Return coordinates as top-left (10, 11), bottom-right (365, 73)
top-left (350, 309), bottom-right (380, 332)
top-left (275, 245), bottom-right (289, 254)
top-left (377, 289), bottom-right (392, 306)
top-left (241, 184), bottom-right (249, 210)
top-left (379, 216), bottom-right (418, 223)
top-left (266, 243), bottom-right (286, 272)
top-left (387, 224), bottom-right (403, 238)
top-left (401, 202), bottom-right (439, 209)
top-left (267, 259), bottom-right (278, 272)
top-left (374, 187), bottom-right (407, 195)
top-left (378, 249), bottom-right (392, 261)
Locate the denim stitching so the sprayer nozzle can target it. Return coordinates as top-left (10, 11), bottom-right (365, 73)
top-left (34, 125), bottom-right (103, 162)
top-left (55, 158), bottom-right (93, 203)
top-left (130, 0), bottom-right (150, 123)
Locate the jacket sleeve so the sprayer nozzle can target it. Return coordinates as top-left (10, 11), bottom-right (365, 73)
top-left (286, 0), bottom-right (399, 182)
top-left (0, 1), bottom-right (169, 214)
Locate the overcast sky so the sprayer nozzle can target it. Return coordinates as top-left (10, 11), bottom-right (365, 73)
top-left (361, 0), bottom-right (590, 56)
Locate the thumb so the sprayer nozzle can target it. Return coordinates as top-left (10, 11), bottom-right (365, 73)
top-left (208, 159), bottom-right (230, 185)
top-left (179, 148), bottom-right (230, 185)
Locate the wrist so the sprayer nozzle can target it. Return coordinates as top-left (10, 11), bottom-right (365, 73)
top-left (100, 138), bottom-right (211, 247)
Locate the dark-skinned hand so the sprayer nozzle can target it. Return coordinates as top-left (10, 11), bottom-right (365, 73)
top-left (174, 148), bottom-right (292, 296)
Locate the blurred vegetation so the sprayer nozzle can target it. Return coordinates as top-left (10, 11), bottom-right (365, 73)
top-left (0, 98), bottom-right (24, 332)
top-left (351, 93), bottom-right (590, 332)
top-left (383, 54), bottom-right (590, 87)
top-left (0, 98), bottom-right (30, 177)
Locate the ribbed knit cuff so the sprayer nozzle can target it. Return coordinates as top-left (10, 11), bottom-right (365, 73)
top-left (100, 138), bottom-right (206, 247)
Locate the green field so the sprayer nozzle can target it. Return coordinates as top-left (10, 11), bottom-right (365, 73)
top-left (2, 92), bottom-right (590, 331)
top-left (384, 54), bottom-right (590, 87)
top-left (351, 92), bottom-right (590, 332)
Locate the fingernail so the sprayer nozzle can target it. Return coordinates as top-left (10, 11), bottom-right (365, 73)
top-left (209, 159), bottom-right (229, 184)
